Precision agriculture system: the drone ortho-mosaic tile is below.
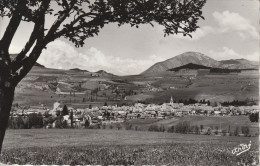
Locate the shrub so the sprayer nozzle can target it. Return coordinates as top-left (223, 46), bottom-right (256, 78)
top-left (62, 120), bottom-right (68, 128)
top-left (222, 130), bottom-right (227, 136)
top-left (62, 105), bottom-right (69, 115)
top-left (167, 126), bottom-right (175, 133)
top-left (200, 125), bottom-right (204, 132)
top-left (55, 116), bottom-right (63, 129)
top-left (148, 125), bottom-right (160, 132)
top-left (214, 126), bottom-right (219, 135)
top-left (175, 121), bottom-right (190, 134)
top-left (102, 124), bottom-right (106, 129)
top-left (241, 126), bottom-right (249, 136)
top-left (159, 125), bottom-right (165, 132)
top-left (10, 116), bottom-right (29, 129)
top-left (109, 125), bottom-right (114, 129)
top-left (28, 113), bottom-right (43, 128)
top-left (116, 123), bottom-right (122, 130)
top-left (87, 125), bottom-right (95, 129)
top-left (125, 124), bottom-right (133, 130)
top-left (234, 126), bottom-right (239, 136)
top-left (249, 113), bottom-right (259, 122)
top-left (84, 120), bottom-right (90, 128)
top-left (194, 126), bottom-right (200, 134)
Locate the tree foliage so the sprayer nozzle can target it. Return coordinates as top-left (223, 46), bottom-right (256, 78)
top-left (249, 112), bottom-right (259, 122)
top-left (62, 105), bottom-right (69, 115)
top-left (0, 0), bottom-right (206, 152)
top-left (28, 113), bottom-right (44, 128)
top-left (0, 0), bottom-right (206, 87)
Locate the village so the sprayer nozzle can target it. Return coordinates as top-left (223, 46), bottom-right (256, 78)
top-left (9, 96), bottom-right (259, 129)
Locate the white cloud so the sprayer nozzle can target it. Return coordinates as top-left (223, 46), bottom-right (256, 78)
top-left (173, 26), bottom-right (215, 41)
top-left (160, 10), bottom-right (259, 41)
top-left (213, 11), bottom-right (259, 39)
top-left (38, 40), bottom-right (164, 75)
top-left (209, 47), bottom-right (259, 61)
top-left (156, 23), bottom-right (215, 41)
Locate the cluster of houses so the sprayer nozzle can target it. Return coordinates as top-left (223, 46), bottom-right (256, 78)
top-left (10, 97), bottom-right (259, 128)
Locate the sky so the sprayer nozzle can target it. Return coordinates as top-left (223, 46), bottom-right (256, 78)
top-left (0, 0), bottom-right (259, 75)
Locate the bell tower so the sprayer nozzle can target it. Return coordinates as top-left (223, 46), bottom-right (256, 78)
top-left (170, 96), bottom-right (173, 105)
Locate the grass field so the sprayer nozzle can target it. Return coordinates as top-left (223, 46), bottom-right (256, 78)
top-left (123, 115), bottom-right (259, 135)
top-left (1, 129), bottom-right (259, 165)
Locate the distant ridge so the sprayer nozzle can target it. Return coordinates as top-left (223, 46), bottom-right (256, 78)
top-left (96, 70), bottom-right (107, 74)
top-left (34, 62), bottom-right (45, 68)
top-left (142, 52), bottom-right (258, 75)
top-left (168, 63), bottom-right (212, 71)
top-left (96, 70), bottom-right (116, 77)
top-left (70, 68), bottom-right (88, 72)
top-left (218, 59), bottom-right (258, 69)
top-left (168, 63), bottom-right (256, 73)
top-left (10, 54), bottom-right (45, 68)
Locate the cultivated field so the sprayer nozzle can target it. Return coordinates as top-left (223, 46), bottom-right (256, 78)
top-left (1, 129), bottom-right (259, 165)
top-left (14, 66), bottom-right (258, 107)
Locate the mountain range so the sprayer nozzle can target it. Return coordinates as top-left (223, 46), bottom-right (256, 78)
top-left (142, 52), bottom-right (258, 74)
top-left (12, 52), bottom-right (258, 107)
top-left (10, 52), bottom-right (258, 76)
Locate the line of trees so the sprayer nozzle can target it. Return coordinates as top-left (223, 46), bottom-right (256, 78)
top-left (178, 98), bottom-right (210, 105)
top-left (210, 68), bottom-right (241, 73)
top-left (145, 122), bottom-right (253, 137)
top-left (167, 121), bottom-right (200, 134)
top-left (221, 100), bottom-right (256, 106)
top-left (8, 113), bottom-right (43, 129)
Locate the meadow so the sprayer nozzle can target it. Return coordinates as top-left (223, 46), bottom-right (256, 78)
top-left (1, 129), bottom-right (259, 165)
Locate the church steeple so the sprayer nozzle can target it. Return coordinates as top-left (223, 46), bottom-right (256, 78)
top-left (170, 96), bottom-right (173, 105)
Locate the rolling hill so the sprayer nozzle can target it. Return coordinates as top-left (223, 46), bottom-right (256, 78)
top-left (70, 68), bottom-right (89, 72)
top-left (11, 51), bottom-right (259, 107)
top-left (219, 59), bottom-right (258, 69)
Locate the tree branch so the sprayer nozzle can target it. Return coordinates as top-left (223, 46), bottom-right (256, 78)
top-left (50, 12), bottom-right (99, 40)
top-left (11, 38), bottom-right (46, 86)
top-left (11, 0), bottom-right (51, 73)
top-left (45, 0), bottom-right (77, 42)
top-left (0, 1), bottom-right (26, 50)
top-left (11, 22), bottom-right (41, 73)
top-left (13, 15), bottom-right (46, 82)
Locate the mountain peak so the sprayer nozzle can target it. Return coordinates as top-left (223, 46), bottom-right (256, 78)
top-left (177, 51), bottom-right (205, 56)
top-left (96, 70), bottom-right (107, 74)
top-left (96, 70), bottom-right (115, 76)
top-left (142, 52), bottom-right (219, 74)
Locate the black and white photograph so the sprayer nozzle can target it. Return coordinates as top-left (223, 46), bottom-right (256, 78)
top-left (0, 0), bottom-right (259, 165)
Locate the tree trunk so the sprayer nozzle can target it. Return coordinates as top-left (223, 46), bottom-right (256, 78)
top-left (0, 44), bottom-right (15, 153)
top-left (0, 79), bottom-right (15, 153)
